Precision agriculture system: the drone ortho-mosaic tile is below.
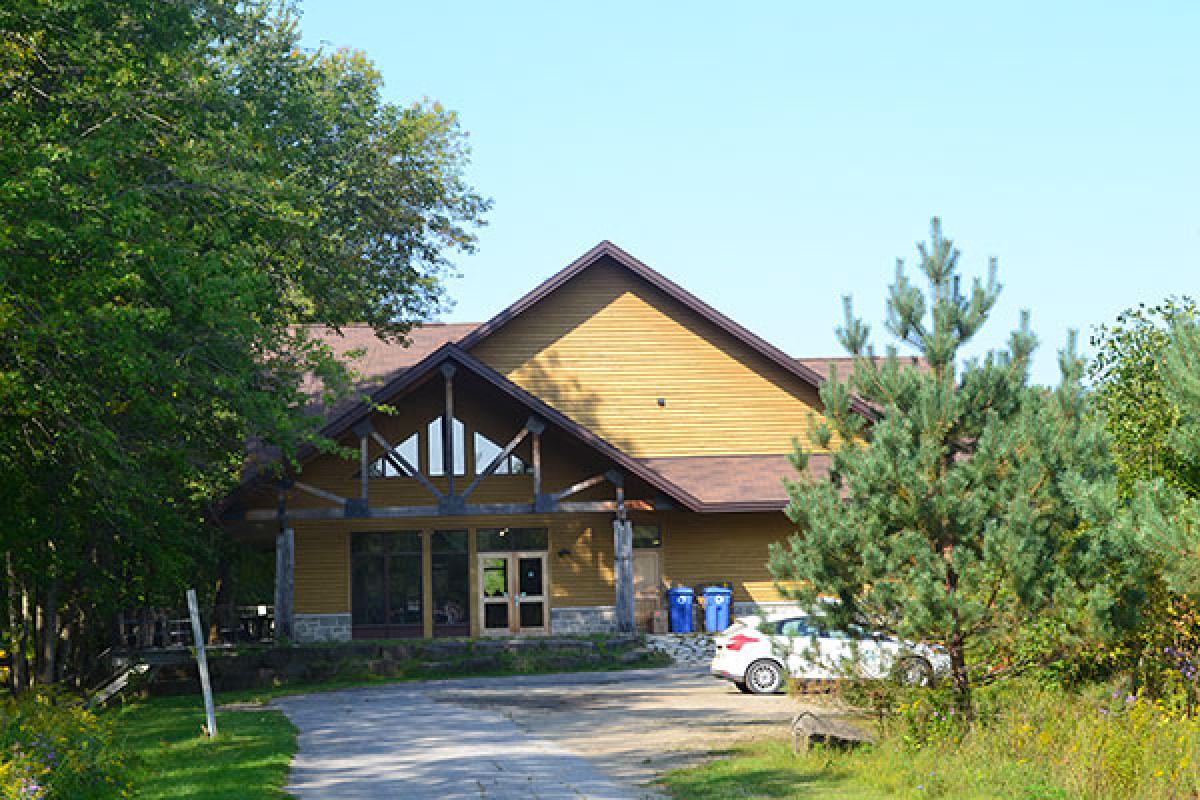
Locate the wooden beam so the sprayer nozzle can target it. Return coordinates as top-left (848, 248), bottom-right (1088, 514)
top-left (359, 436), bottom-right (369, 500)
top-left (246, 501), bottom-right (548, 521)
top-left (556, 500), bottom-right (654, 513)
top-left (550, 473), bottom-right (608, 502)
top-left (370, 431), bottom-right (443, 500)
top-left (292, 481), bottom-right (348, 506)
top-left (442, 363), bottom-right (457, 497)
top-left (531, 431), bottom-right (542, 499)
top-left (460, 427), bottom-right (530, 500)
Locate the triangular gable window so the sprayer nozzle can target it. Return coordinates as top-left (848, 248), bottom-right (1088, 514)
top-left (356, 432), bottom-right (418, 479)
top-left (473, 432), bottom-right (531, 476)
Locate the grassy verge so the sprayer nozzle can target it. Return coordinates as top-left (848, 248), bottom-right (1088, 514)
top-left (661, 683), bottom-right (1200, 800)
top-left (116, 696), bottom-right (295, 800)
top-left (659, 740), bottom-right (893, 799)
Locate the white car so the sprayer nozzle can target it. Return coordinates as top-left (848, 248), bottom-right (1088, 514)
top-left (711, 613), bottom-right (950, 694)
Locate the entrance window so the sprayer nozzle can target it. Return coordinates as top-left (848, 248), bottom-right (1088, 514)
top-left (633, 525), bottom-right (662, 548)
top-left (477, 527), bottom-right (547, 551)
top-left (427, 417), bottom-right (466, 476)
top-left (431, 530), bottom-right (469, 636)
top-left (351, 531), bottom-right (422, 638)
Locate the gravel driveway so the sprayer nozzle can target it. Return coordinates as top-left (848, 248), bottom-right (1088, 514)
top-left (273, 666), bottom-right (799, 799)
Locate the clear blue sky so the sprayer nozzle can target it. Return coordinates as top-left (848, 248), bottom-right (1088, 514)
top-left (299, 1), bottom-right (1198, 385)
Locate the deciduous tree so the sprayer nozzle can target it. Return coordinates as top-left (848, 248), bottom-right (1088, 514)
top-left (0, 0), bottom-right (486, 688)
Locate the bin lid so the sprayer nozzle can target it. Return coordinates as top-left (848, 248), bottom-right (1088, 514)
top-left (702, 586), bottom-right (733, 596)
top-left (666, 586), bottom-right (694, 596)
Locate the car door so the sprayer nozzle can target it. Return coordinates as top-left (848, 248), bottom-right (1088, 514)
top-left (811, 625), bottom-right (852, 679)
top-left (773, 618), bottom-right (810, 677)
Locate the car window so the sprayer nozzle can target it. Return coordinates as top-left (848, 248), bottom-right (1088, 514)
top-left (776, 618), bottom-right (811, 637)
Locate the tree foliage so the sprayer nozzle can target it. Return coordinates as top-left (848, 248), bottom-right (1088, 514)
top-left (0, 0), bottom-right (486, 687)
top-left (768, 219), bottom-right (1136, 709)
top-left (1089, 299), bottom-right (1200, 498)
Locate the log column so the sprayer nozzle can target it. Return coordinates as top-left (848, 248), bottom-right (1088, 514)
top-left (612, 475), bottom-right (635, 634)
top-left (274, 484), bottom-right (295, 643)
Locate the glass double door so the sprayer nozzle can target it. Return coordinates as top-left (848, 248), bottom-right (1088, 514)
top-left (479, 552), bottom-right (547, 634)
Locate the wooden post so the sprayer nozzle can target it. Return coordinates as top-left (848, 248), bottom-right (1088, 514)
top-left (186, 588), bottom-right (218, 738)
top-left (612, 479), bottom-right (635, 634)
top-left (274, 522), bottom-right (295, 644)
top-left (421, 530), bottom-right (434, 639)
top-left (441, 364), bottom-right (457, 497)
top-left (360, 435), bottom-right (369, 501)
top-left (531, 431), bottom-right (542, 499)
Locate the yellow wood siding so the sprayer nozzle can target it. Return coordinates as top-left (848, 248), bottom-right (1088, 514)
top-left (470, 259), bottom-right (830, 458)
top-left (294, 524), bottom-right (350, 613)
top-left (281, 510), bottom-right (796, 616)
top-left (651, 511), bottom-right (796, 604)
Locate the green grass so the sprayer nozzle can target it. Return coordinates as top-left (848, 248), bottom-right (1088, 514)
top-left (661, 683), bottom-right (1200, 800)
top-left (659, 740), bottom-right (898, 800)
top-left (116, 696), bottom-right (296, 800)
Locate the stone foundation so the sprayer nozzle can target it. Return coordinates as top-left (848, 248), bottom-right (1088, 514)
top-left (733, 602), bottom-right (806, 619)
top-left (551, 605), bottom-right (617, 634)
top-left (294, 613), bottom-right (352, 643)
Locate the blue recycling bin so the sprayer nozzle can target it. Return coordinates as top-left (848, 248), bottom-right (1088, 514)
top-left (666, 586), bottom-right (695, 633)
top-left (703, 586), bottom-right (733, 632)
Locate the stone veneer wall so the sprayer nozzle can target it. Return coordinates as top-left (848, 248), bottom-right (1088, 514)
top-left (732, 601), bottom-right (806, 618)
top-left (294, 613), bottom-right (352, 643)
top-left (550, 605), bottom-right (617, 634)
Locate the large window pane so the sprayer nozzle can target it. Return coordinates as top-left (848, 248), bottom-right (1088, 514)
top-left (432, 530), bottom-right (467, 552)
top-left (478, 527), bottom-right (547, 551)
top-left (428, 417), bottom-right (466, 476)
top-left (385, 531), bottom-right (422, 554)
top-left (482, 558), bottom-right (508, 597)
top-left (351, 557), bottom-right (385, 625)
top-left (517, 557), bottom-right (544, 597)
top-left (484, 603), bottom-right (508, 629)
top-left (351, 531), bottom-right (422, 633)
top-left (387, 553), bottom-right (422, 625)
top-left (432, 530), bottom-right (469, 631)
top-left (519, 602), bottom-right (544, 629)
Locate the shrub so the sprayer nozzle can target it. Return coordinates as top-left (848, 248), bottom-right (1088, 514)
top-left (0, 693), bottom-right (128, 800)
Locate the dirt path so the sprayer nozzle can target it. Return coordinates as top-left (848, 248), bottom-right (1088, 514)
top-left (274, 666), bottom-right (801, 799)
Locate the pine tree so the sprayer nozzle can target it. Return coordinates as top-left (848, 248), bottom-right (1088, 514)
top-left (769, 219), bottom-right (1130, 711)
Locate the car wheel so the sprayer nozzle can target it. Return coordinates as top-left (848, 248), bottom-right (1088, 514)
top-left (734, 681), bottom-right (753, 694)
top-left (894, 656), bottom-right (934, 687)
top-left (744, 659), bottom-right (785, 694)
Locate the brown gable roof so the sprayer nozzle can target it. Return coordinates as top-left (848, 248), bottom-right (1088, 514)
top-left (797, 355), bottom-right (930, 380)
top-left (457, 241), bottom-right (879, 421)
top-left (638, 454), bottom-right (832, 512)
top-left (299, 323), bottom-right (478, 419)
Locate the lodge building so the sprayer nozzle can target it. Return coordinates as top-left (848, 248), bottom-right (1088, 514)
top-left (219, 242), bottom-right (874, 641)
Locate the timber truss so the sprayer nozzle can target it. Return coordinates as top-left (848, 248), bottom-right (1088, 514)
top-left (224, 346), bottom-right (698, 523)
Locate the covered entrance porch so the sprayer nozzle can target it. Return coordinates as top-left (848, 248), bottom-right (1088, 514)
top-left (222, 345), bottom-right (700, 642)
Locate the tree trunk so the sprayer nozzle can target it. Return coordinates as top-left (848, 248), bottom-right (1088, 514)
top-left (39, 577), bottom-right (58, 685)
top-left (6, 554), bottom-right (29, 694)
top-left (948, 630), bottom-right (972, 719)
